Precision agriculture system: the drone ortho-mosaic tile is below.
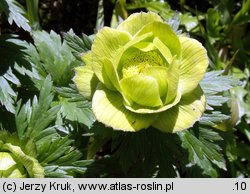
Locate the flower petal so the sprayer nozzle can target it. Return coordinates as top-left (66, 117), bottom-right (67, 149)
top-left (73, 53), bottom-right (99, 100)
top-left (0, 152), bottom-right (27, 177)
top-left (133, 42), bottom-right (156, 52)
top-left (102, 58), bottom-right (121, 91)
top-left (4, 143), bottom-right (44, 178)
top-left (124, 90), bottom-right (182, 114)
top-left (92, 84), bottom-right (158, 131)
top-left (164, 57), bottom-right (180, 104)
top-left (143, 66), bottom-right (168, 98)
top-left (153, 37), bottom-right (173, 64)
top-left (92, 27), bottom-right (132, 88)
top-left (178, 37), bottom-right (209, 95)
top-left (152, 86), bottom-right (206, 133)
top-left (120, 75), bottom-right (163, 107)
top-left (114, 32), bottom-right (154, 73)
top-left (123, 32), bottom-right (153, 51)
top-left (136, 21), bottom-right (181, 57)
top-left (117, 12), bottom-right (163, 36)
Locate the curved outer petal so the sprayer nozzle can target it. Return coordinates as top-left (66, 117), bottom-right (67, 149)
top-left (73, 66), bottom-right (99, 100)
top-left (4, 143), bottom-right (44, 178)
top-left (178, 37), bottom-right (209, 95)
top-left (136, 22), bottom-right (181, 57)
top-left (0, 152), bottom-right (27, 177)
top-left (152, 85), bottom-right (206, 133)
top-left (117, 12), bottom-right (163, 36)
top-left (92, 84), bottom-right (158, 132)
top-left (92, 27), bottom-right (132, 90)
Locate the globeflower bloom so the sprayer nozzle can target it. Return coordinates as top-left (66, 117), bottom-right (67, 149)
top-left (74, 12), bottom-right (208, 133)
top-left (0, 131), bottom-right (44, 178)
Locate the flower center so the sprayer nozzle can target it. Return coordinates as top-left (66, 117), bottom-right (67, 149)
top-left (122, 62), bottom-right (149, 78)
top-left (122, 50), bottom-right (164, 78)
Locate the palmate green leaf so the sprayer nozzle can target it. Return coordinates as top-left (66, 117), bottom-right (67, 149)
top-left (5, 38), bottom-right (42, 85)
top-left (43, 161), bottom-right (92, 178)
top-left (36, 135), bottom-right (92, 178)
top-left (205, 96), bottom-right (229, 110)
top-left (37, 137), bottom-right (78, 164)
top-left (63, 30), bottom-right (93, 60)
top-left (0, 76), bottom-right (17, 113)
top-left (200, 112), bottom-right (230, 126)
top-left (55, 85), bottom-right (91, 102)
top-left (178, 129), bottom-right (226, 177)
top-left (200, 71), bottom-right (241, 126)
top-left (0, 35), bottom-right (37, 113)
top-left (0, 0), bottom-right (31, 31)
top-left (198, 127), bottom-right (224, 141)
top-left (14, 77), bottom-right (91, 178)
top-left (59, 99), bottom-right (95, 128)
top-left (15, 76), bottom-right (60, 140)
top-left (43, 166), bottom-right (74, 178)
top-left (55, 85), bottom-right (95, 128)
top-left (32, 30), bottom-right (80, 86)
top-left (200, 71), bottom-right (240, 95)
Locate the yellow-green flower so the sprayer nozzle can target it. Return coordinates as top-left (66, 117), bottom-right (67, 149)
top-left (74, 12), bottom-right (208, 133)
top-left (0, 131), bottom-right (44, 178)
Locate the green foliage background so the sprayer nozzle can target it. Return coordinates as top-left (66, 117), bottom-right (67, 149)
top-left (0, 0), bottom-right (249, 177)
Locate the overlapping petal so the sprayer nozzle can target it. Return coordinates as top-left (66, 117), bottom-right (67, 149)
top-left (152, 86), bottom-right (206, 133)
top-left (92, 27), bottom-right (132, 89)
top-left (73, 53), bottom-right (99, 100)
top-left (120, 75), bottom-right (163, 107)
top-left (178, 37), bottom-right (209, 95)
top-left (92, 84), bottom-right (158, 131)
top-left (136, 22), bottom-right (181, 57)
top-left (117, 12), bottom-right (163, 36)
top-left (4, 143), bottom-right (44, 178)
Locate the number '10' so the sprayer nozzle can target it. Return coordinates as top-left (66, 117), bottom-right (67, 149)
top-left (235, 182), bottom-right (246, 190)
